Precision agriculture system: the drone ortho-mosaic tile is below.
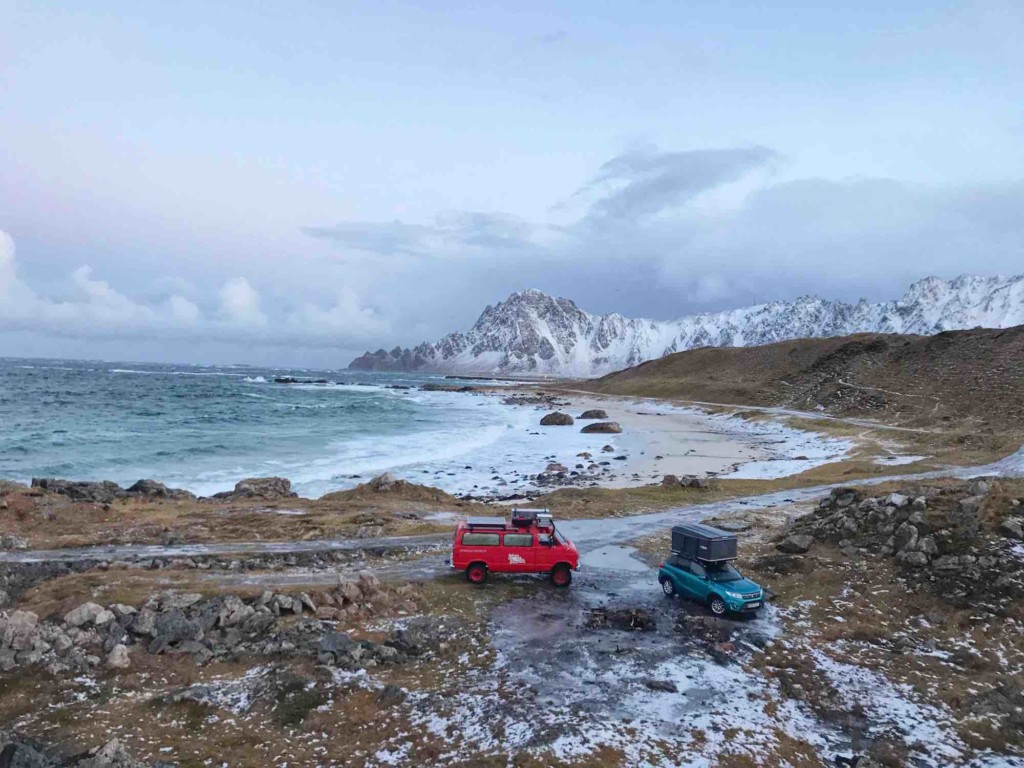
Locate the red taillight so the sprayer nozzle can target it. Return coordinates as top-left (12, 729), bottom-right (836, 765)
top-left (658, 562), bottom-right (664, 568)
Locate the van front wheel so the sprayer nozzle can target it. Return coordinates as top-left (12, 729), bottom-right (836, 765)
top-left (550, 565), bottom-right (572, 587)
top-left (466, 563), bottom-right (488, 584)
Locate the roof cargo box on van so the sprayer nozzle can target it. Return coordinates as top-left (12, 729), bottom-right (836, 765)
top-left (671, 523), bottom-right (738, 562)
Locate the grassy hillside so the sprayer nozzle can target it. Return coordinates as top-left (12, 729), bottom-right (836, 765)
top-left (580, 326), bottom-right (1024, 432)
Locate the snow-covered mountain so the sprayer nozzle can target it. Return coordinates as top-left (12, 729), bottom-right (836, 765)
top-left (349, 275), bottom-right (1024, 377)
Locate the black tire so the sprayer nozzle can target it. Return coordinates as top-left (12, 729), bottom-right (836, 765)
top-left (466, 563), bottom-right (488, 584)
top-left (661, 578), bottom-right (676, 597)
top-left (550, 564), bottom-right (572, 587)
top-left (708, 595), bottom-right (727, 616)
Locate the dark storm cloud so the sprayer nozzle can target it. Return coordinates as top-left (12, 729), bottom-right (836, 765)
top-left (575, 146), bottom-right (778, 223)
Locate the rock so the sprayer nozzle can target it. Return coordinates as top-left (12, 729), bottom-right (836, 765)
top-left (898, 551), bottom-right (930, 567)
top-left (106, 644), bottom-right (130, 669)
top-left (218, 595), bottom-right (255, 627)
top-left (64, 602), bottom-right (106, 628)
top-left (0, 534), bottom-right (28, 550)
top-left (585, 607), bottom-right (654, 631)
top-left (579, 409), bottom-right (609, 420)
top-left (357, 571), bottom-right (381, 593)
top-left (1, 610), bottom-right (40, 651)
top-left (662, 475), bottom-right (681, 487)
top-left (540, 412), bottom-right (574, 426)
top-left (885, 493), bottom-right (909, 508)
top-left (0, 731), bottom-right (50, 767)
top-left (776, 534), bottom-right (813, 554)
top-left (643, 678), bottom-right (677, 693)
top-left (316, 607), bottom-right (339, 620)
top-left (130, 609), bottom-right (157, 637)
top-left (581, 422), bottom-right (623, 434)
top-left (148, 609), bottom-right (203, 654)
top-left (958, 495), bottom-right (986, 517)
top-left (337, 580), bottom-right (362, 604)
top-left (230, 476), bottom-right (295, 499)
top-left (998, 517), bottom-right (1024, 540)
top-left (94, 609), bottom-right (115, 626)
top-left (77, 738), bottom-right (146, 768)
top-left (124, 479), bottom-right (196, 501)
top-left (968, 479), bottom-right (991, 496)
top-left (893, 522), bottom-right (919, 553)
top-left (318, 632), bottom-right (358, 665)
top-left (30, 478), bottom-right (125, 503)
top-left (160, 593), bottom-right (203, 611)
top-left (601, 445), bottom-right (615, 452)
top-left (377, 684), bottom-right (407, 706)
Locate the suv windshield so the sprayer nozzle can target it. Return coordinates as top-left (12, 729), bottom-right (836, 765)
top-left (706, 563), bottom-right (743, 583)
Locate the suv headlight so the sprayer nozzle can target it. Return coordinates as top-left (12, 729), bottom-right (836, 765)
top-left (724, 590), bottom-right (744, 599)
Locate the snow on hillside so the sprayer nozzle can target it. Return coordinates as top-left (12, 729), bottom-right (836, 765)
top-left (349, 275), bottom-right (1024, 376)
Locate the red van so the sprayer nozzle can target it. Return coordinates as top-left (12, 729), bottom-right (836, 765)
top-left (451, 508), bottom-right (580, 587)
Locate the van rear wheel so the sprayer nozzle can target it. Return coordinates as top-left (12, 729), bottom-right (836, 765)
top-left (466, 563), bottom-right (488, 584)
top-left (550, 565), bottom-right (572, 587)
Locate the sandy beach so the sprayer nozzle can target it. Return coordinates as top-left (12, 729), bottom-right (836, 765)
top-left (483, 388), bottom-right (853, 498)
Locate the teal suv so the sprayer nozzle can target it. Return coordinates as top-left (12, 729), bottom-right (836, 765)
top-left (658, 555), bottom-right (764, 615)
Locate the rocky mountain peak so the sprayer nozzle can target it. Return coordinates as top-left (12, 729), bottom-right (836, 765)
top-left (348, 274), bottom-right (1024, 376)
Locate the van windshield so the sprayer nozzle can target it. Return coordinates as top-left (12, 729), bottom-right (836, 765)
top-left (706, 563), bottom-right (743, 583)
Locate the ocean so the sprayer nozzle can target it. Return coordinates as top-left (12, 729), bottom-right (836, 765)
top-left (0, 358), bottom-right (555, 498)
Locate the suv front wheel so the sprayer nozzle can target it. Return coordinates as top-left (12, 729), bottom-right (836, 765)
top-left (708, 595), bottom-right (727, 616)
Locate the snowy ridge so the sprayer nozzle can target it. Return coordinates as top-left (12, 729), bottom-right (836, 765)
top-left (349, 274), bottom-right (1024, 376)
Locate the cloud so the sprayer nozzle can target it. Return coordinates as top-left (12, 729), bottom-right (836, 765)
top-left (304, 144), bottom-right (1024, 337)
top-left (573, 146), bottom-right (778, 223)
top-left (304, 211), bottom-right (536, 259)
top-left (218, 277), bottom-right (267, 327)
top-left (0, 230), bottom-right (388, 347)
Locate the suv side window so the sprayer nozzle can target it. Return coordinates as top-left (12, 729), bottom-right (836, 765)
top-left (461, 532), bottom-right (500, 546)
top-left (668, 555), bottom-right (690, 569)
top-left (503, 533), bottom-right (533, 547)
top-left (690, 561), bottom-right (707, 579)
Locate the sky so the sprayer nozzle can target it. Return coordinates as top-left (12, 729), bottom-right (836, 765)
top-left (1, 0), bottom-right (1023, 367)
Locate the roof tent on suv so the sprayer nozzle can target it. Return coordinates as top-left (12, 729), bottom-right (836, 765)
top-left (671, 523), bottom-right (738, 562)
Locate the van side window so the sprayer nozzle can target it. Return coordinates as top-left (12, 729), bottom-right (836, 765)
top-left (461, 533), bottom-right (500, 546)
top-left (503, 533), bottom-right (533, 547)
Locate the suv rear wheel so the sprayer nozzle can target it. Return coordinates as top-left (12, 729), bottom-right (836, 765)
top-left (550, 564), bottom-right (572, 587)
top-left (466, 563), bottom-right (488, 584)
top-left (661, 578), bottom-right (676, 597)
top-left (708, 595), bottom-right (727, 616)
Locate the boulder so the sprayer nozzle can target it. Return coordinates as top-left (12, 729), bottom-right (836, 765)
top-left (30, 479), bottom-right (124, 504)
top-left (64, 602), bottom-right (106, 628)
top-left (106, 644), bottom-right (130, 669)
top-left (1, 611), bottom-right (39, 651)
top-left (0, 534), bottom-right (28, 550)
top-left (998, 517), bottom-right (1024, 541)
top-left (540, 412), bottom-right (574, 426)
top-left (224, 476), bottom-right (295, 499)
top-left (776, 534), bottom-right (813, 554)
top-left (581, 422), bottom-right (623, 434)
top-left (578, 409), bottom-right (609, 420)
top-left (124, 479), bottom-right (196, 501)
top-left (77, 738), bottom-right (147, 768)
top-left (662, 475), bottom-right (682, 487)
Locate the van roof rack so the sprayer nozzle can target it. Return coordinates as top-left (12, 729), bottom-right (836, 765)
top-left (465, 516), bottom-right (507, 530)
